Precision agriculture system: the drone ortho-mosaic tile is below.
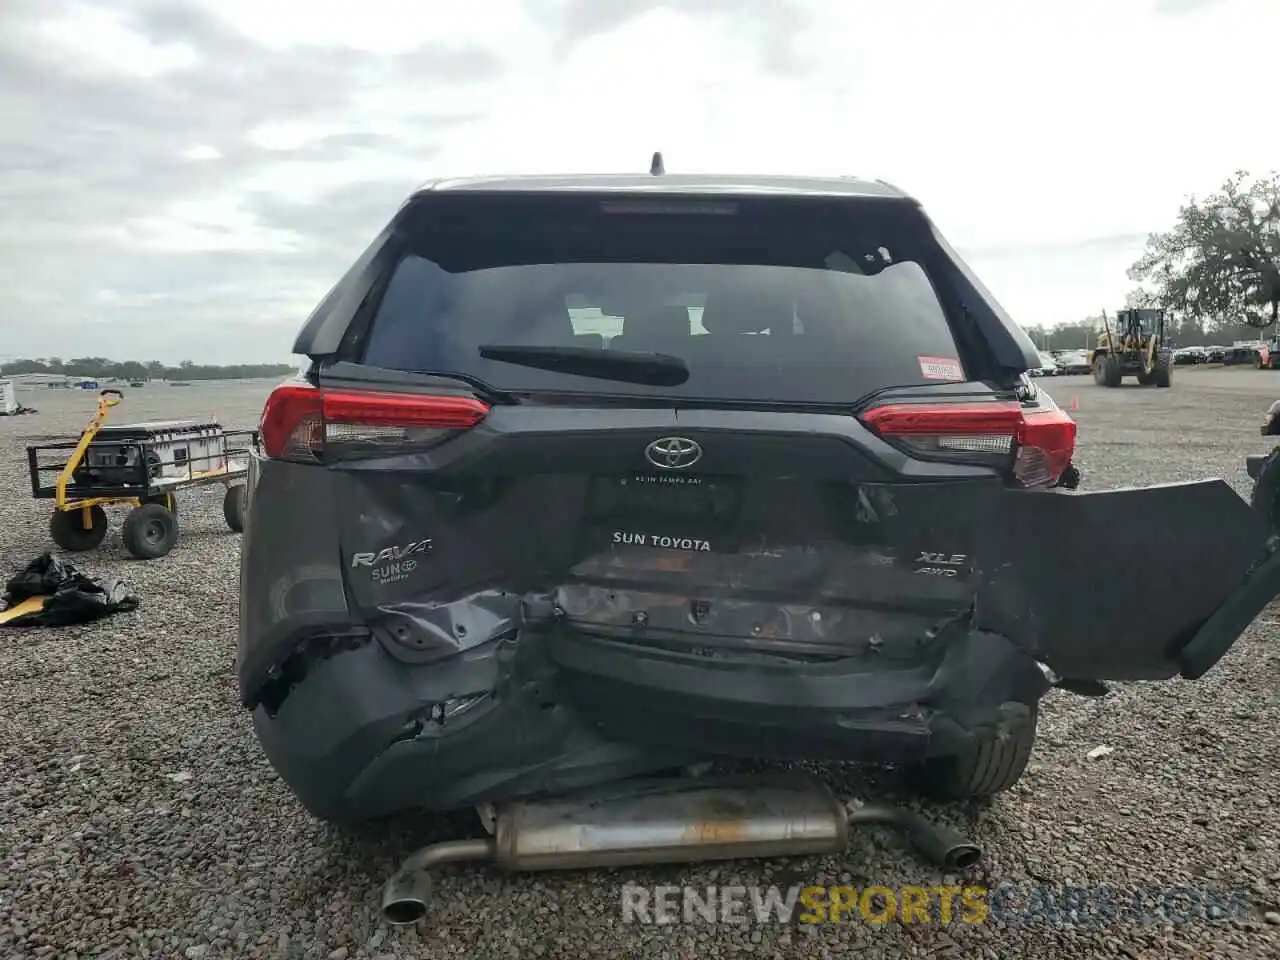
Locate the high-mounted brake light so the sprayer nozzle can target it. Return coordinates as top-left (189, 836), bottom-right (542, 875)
top-left (859, 400), bottom-right (1076, 487)
top-left (259, 383), bottom-right (490, 462)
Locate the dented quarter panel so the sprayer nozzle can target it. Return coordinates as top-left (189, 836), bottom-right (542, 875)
top-left (238, 453), bottom-right (352, 704)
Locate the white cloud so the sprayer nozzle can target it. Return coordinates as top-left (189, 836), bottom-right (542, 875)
top-left (38, 5), bottom-right (199, 79)
top-left (207, 0), bottom-right (533, 53)
top-left (245, 121), bottom-right (346, 152)
top-left (181, 144), bottom-right (222, 161)
top-left (1, 0), bottom-right (1278, 362)
top-left (117, 202), bottom-right (303, 254)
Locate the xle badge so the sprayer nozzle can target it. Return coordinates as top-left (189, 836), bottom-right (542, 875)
top-left (351, 538), bottom-right (433, 585)
top-left (914, 551), bottom-right (967, 577)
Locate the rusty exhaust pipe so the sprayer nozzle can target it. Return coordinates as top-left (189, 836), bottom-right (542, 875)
top-left (847, 804), bottom-right (981, 871)
top-left (380, 771), bottom-right (981, 925)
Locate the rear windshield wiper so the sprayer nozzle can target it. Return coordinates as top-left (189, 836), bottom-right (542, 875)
top-left (477, 345), bottom-right (690, 386)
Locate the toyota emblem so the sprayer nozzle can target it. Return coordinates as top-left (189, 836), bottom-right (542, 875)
top-left (645, 436), bottom-right (702, 470)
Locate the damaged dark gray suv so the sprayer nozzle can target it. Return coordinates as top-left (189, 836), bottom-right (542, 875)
top-left (238, 169), bottom-right (1278, 828)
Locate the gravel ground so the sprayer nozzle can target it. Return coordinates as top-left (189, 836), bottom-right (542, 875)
top-left (1, 369), bottom-right (1279, 959)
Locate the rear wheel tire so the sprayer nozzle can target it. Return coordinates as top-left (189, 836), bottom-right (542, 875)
top-left (1093, 355), bottom-right (1122, 387)
top-left (1153, 350), bottom-right (1172, 388)
top-left (223, 484), bottom-right (247, 533)
top-left (50, 505), bottom-right (108, 552)
top-left (908, 705), bottom-right (1038, 800)
top-left (121, 503), bottom-right (179, 559)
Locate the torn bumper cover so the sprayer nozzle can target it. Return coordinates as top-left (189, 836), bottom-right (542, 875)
top-left (976, 479), bottom-right (1272, 683)
top-left (242, 478), bottom-right (1279, 821)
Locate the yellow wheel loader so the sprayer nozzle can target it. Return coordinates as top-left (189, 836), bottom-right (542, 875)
top-left (1089, 308), bottom-right (1173, 388)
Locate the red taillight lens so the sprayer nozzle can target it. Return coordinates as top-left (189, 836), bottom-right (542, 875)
top-left (259, 383), bottom-right (490, 462)
top-left (260, 384), bottom-right (323, 461)
top-left (860, 399), bottom-right (1077, 487)
top-left (1013, 406), bottom-right (1077, 487)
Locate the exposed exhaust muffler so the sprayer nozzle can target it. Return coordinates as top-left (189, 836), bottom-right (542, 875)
top-left (380, 771), bottom-right (981, 925)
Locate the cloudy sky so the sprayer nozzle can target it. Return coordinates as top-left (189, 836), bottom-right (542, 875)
top-left (1, 0), bottom-right (1274, 365)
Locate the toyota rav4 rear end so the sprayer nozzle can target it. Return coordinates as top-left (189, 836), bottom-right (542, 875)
top-left (238, 173), bottom-right (1277, 823)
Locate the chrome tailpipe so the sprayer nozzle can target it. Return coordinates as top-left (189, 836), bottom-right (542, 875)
top-left (380, 770), bottom-right (981, 925)
top-left (380, 838), bottom-right (495, 925)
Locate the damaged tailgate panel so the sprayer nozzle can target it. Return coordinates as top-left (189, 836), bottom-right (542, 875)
top-left (330, 458), bottom-right (1265, 686)
top-left (333, 468), bottom-right (997, 667)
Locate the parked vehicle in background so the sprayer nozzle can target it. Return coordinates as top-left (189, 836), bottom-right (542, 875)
top-left (1031, 352), bottom-right (1060, 376)
top-left (1052, 350), bottom-right (1093, 375)
top-left (1225, 344), bottom-right (1262, 366)
top-left (1205, 346), bottom-right (1227, 363)
top-left (1251, 340), bottom-right (1280, 370)
top-left (1174, 347), bottom-right (1206, 365)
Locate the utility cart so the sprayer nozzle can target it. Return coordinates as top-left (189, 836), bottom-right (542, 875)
top-left (25, 389), bottom-right (255, 560)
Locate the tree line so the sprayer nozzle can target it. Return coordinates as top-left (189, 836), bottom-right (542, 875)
top-left (0, 357), bottom-right (295, 381)
top-left (1033, 169), bottom-right (1279, 345)
top-left (1021, 315), bottom-right (1269, 351)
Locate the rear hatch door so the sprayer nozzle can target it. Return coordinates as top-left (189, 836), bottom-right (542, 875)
top-left (283, 190), bottom-right (1267, 690)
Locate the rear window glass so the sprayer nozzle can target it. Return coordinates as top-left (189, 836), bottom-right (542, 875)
top-left (358, 196), bottom-right (969, 404)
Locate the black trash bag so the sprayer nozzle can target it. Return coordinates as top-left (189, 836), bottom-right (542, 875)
top-left (1, 552), bottom-right (139, 627)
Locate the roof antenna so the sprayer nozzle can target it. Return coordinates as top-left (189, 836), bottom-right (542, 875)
top-left (649, 151), bottom-right (665, 176)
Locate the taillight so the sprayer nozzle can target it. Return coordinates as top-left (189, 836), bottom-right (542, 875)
top-left (1013, 406), bottom-right (1078, 487)
top-left (258, 383), bottom-right (490, 462)
top-left (859, 399), bottom-right (1077, 487)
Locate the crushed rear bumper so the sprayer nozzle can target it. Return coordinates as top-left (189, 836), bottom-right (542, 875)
top-left (243, 477), bottom-right (1279, 822)
top-left (250, 618), bottom-right (1050, 822)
